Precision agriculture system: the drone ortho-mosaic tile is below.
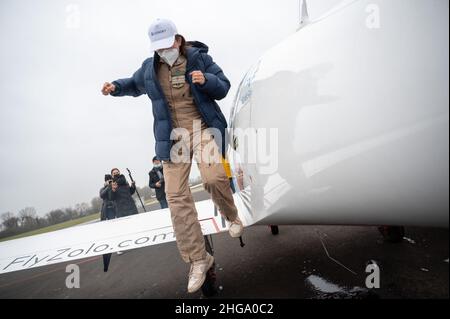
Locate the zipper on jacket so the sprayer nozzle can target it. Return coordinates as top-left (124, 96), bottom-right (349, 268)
top-left (185, 73), bottom-right (210, 128)
top-left (185, 53), bottom-right (211, 127)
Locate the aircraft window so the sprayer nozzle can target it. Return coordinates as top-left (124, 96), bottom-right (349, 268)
top-left (229, 61), bottom-right (260, 129)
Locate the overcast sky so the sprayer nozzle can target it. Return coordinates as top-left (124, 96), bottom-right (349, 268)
top-left (0, 0), bottom-right (341, 216)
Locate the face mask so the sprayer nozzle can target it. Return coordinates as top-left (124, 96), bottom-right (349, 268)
top-left (154, 163), bottom-right (162, 169)
top-left (158, 48), bottom-right (179, 67)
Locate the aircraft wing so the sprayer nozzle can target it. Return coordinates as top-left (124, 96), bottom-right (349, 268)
top-left (0, 194), bottom-right (252, 275)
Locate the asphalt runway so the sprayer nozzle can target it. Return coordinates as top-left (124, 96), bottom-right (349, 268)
top-left (0, 190), bottom-right (448, 299)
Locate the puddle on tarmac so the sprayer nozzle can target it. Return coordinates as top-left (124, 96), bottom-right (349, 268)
top-left (403, 237), bottom-right (416, 244)
top-left (305, 275), bottom-right (378, 299)
top-left (306, 275), bottom-right (343, 293)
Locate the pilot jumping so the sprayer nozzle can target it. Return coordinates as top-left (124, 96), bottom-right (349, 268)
top-left (102, 18), bottom-right (244, 294)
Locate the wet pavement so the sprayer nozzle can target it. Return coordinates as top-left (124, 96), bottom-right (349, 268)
top-left (0, 191), bottom-right (448, 299)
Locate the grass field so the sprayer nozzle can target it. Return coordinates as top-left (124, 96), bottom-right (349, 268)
top-left (0, 213), bottom-right (100, 243)
top-left (0, 184), bottom-right (204, 243)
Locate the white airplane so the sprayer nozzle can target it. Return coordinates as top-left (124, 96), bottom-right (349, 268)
top-left (0, 0), bottom-right (448, 294)
top-left (228, 0), bottom-right (449, 229)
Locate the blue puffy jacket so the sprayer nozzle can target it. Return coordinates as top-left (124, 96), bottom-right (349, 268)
top-left (111, 41), bottom-right (230, 161)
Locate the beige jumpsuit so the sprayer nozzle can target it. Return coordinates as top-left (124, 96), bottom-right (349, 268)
top-left (158, 55), bottom-right (238, 263)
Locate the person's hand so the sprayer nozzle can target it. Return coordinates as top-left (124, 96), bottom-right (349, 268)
top-left (112, 181), bottom-right (118, 192)
top-left (131, 181), bottom-right (136, 187)
top-left (102, 82), bottom-right (116, 95)
top-left (190, 71), bottom-right (206, 85)
top-left (155, 181), bottom-right (161, 188)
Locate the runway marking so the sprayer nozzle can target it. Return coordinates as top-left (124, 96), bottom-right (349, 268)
top-left (199, 217), bottom-right (221, 233)
top-left (0, 256), bottom-right (101, 289)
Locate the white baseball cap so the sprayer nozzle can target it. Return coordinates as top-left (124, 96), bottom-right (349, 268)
top-left (148, 18), bottom-right (178, 51)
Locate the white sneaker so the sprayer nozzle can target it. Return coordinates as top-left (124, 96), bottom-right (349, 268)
top-left (229, 216), bottom-right (244, 238)
top-left (187, 253), bottom-right (214, 293)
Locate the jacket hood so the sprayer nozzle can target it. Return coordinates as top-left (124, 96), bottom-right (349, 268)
top-left (186, 41), bottom-right (209, 53)
top-left (184, 41), bottom-right (208, 70)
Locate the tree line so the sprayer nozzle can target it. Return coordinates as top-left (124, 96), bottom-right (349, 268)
top-left (0, 185), bottom-right (156, 240)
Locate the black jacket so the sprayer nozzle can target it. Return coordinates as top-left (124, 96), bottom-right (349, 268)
top-left (99, 184), bottom-right (117, 221)
top-left (149, 166), bottom-right (166, 201)
top-left (113, 175), bottom-right (138, 217)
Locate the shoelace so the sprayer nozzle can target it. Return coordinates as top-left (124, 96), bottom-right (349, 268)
top-left (230, 218), bottom-right (242, 227)
top-left (189, 261), bottom-right (207, 277)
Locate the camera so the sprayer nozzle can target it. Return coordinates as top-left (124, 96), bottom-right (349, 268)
top-left (105, 174), bottom-right (113, 183)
